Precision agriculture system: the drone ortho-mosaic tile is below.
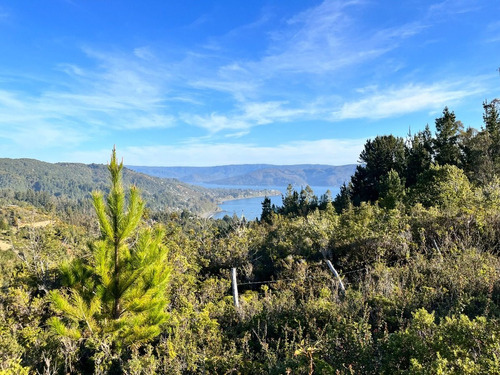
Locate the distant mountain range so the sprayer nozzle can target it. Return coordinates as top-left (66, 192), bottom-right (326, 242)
top-left (127, 164), bottom-right (357, 187)
top-left (0, 158), bottom-right (276, 214)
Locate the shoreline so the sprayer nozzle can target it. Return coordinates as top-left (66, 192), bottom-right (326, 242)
top-left (200, 189), bottom-right (281, 219)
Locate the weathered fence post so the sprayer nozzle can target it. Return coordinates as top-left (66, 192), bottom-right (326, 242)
top-left (231, 267), bottom-right (240, 309)
top-left (433, 239), bottom-right (442, 257)
top-left (325, 260), bottom-right (346, 295)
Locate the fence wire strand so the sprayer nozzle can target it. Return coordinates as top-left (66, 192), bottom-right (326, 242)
top-left (233, 250), bottom-right (444, 287)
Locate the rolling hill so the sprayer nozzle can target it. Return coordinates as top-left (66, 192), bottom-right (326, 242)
top-left (127, 164), bottom-right (357, 187)
top-left (0, 158), bottom-right (275, 214)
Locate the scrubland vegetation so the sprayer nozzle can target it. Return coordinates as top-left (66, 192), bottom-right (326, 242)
top-left (1, 101), bottom-right (500, 374)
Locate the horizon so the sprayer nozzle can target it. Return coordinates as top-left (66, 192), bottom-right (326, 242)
top-left (0, 155), bottom-right (358, 168)
top-left (0, 1), bottom-right (499, 166)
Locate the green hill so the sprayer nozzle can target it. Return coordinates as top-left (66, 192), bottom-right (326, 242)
top-left (0, 158), bottom-right (275, 214)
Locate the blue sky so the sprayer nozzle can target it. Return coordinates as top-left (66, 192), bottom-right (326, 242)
top-left (0, 0), bottom-right (499, 166)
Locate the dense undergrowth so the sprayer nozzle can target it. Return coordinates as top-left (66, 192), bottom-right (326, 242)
top-left (1, 102), bottom-right (500, 374)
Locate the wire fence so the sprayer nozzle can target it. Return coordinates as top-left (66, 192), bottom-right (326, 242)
top-left (238, 274), bottom-right (327, 287)
top-left (233, 249), bottom-right (452, 288)
top-left (230, 249), bottom-right (500, 308)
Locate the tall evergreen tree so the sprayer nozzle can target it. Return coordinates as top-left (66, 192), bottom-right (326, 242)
top-left (405, 125), bottom-right (434, 187)
top-left (378, 169), bottom-right (406, 209)
top-left (483, 99), bottom-right (500, 171)
top-left (459, 127), bottom-right (494, 183)
top-left (280, 184), bottom-right (300, 216)
top-left (433, 107), bottom-right (463, 167)
top-left (49, 148), bottom-right (171, 350)
top-left (349, 135), bottom-right (406, 204)
top-left (333, 182), bottom-right (352, 213)
top-left (483, 99), bottom-right (500, 137)
top-left (260, 196), bottom-right (274, 224)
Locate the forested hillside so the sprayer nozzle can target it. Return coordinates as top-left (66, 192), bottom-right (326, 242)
top-left (1, 101), bottom-right (500, 374)
top-left (0, 158), bottom-right (276, 216)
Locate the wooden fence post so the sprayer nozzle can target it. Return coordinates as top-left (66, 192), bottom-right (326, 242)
top-left (231, 267), bottom-right (240, 309)
top-left (325, 260), bottom-right (346, 295)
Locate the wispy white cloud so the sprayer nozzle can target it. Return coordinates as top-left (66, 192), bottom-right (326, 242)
top-left (133, 46), bottom-right (155, 61)
top-left (224, 130), bottom-right (250, 138)
top-left (182, 76), bottom-right (489, 133)
top-left (68, 138), bottom-right (368, 166)
top-left (189, 77), bottom-right (258, 102)
top-left (0, 0), bottom-right (462, 145)
top-left (334, 80), bottom-right (485, 120)
top-left (0, 115), bottom-right (86, 149)
top-left (484, 36), bottom-right (500, 44)
top-left (182, 100), bottom-right (311, 133)
top-left (487, 20), bottom-right (500, 31)
top-left (0, 90), bottom-right (24, 109)
top-left (484, 20), bottom-right (500, 43)
top-left (0, 46), bottom-right (181, 148)
top-left (256, 1), bottom-right (363, 75)
top-left (57, 63), bottom-right (86, 78)
top-left (428, 0), bottom-right (482, 17)
top-left (182, 0), bottom-right (431, 131)
top-left (0, 6), bottom-right (10, 22)
top-left (242, 101), bottom-right (307, 124)
top-left (182, 113), bottom-right (250, 133)
top-left (245, 1), bottom-right (425, 79)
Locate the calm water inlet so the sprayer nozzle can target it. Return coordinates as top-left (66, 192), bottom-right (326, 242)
top-left (212, 186), bottom-right (340, 220)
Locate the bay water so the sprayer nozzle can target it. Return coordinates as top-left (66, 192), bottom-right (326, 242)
top-left (210, 185), bottom-right (340, 220)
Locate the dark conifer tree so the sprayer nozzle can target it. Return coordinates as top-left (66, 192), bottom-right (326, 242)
top-left (333, 182), bottom-right (352, 213)
top-left (459, 127), bottom-right (494, 183)
top-left (349, 135), bottom-right (406, 204)
top-left (280, 184), bottom-right (300, 216)
top-left (405, 125), bottom-right (434, 187)
top-left (483, 99), bottom-right (500, 137)
top-left (260, 196), bottom-right (274, 223)
top-left (433, 107), bottom-right (463, 167)
top-left (483, 99), bottom-right (500, 171)
top-left (379, 169), bottom-right (406, 209)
